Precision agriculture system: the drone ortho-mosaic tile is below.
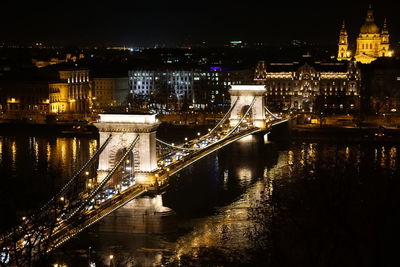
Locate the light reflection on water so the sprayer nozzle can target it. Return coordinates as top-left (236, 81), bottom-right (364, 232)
top-left (72, 137), bottom-right (77, 163)
top-left (390, 147), bottom-right (397, 170)
top-left (0, 138), bottom-right (3, 164)
top-left (0, 136), bottom-right (97, 217)
top-left (174, 181), bottom-right (264, 256)
top-left (237, 167), bottom-right (252, 185)
top-left (169, 152), bottom-right (290, 264)
top-left (163, 140), bottom-right (400, 265)
top-left (34, 137), bottom-right (39, 166)
top-left (11, 140), bottom-right (17, 171)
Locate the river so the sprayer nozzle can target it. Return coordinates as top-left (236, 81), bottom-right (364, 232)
top-left (1, 125), bottom-right (399, 266)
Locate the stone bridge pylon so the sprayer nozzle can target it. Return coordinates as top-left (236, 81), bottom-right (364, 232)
top-left (94, 114), bottom-right (160, 185)
top-left (229, 85), bottom-right (267, 128)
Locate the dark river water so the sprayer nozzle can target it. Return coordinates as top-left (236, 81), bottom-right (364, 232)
top-left (1, 125), bottom-right (400, 267)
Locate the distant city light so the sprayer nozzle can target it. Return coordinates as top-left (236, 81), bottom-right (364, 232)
top-left (209, 66), bottom-right (221, 71)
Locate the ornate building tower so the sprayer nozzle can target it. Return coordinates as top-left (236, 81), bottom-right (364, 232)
top-left (379, 19), bottom-right (390, 57)
top-left (337, 21), bottom-right (351, 61)
top-left (354, 5), bottom-right (393, 64)
top-left (337, 5), bottom-right (394, 64)
top-left (254, 61), bottom-right (267, 83)
top-left (355, 6), bottom-right (381, 63)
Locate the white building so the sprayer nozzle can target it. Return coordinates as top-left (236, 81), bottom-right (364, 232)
top-left (128, 68), bottom-right (251, 110)
top-left (129, 70), bottom-right (194, 103)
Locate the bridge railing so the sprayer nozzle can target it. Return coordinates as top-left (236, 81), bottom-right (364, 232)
top-left (48, 184), bottom-right (147, 251)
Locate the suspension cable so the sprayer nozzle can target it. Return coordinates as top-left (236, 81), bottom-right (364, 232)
top-left (208, 97), bottom-right (240, 135)
top-left (264, 106), bottom-right (279, 120)
top-left (223, 97), bottom-right (257, 138)
top-left (1, 132), bottom-right (128, 266)
top-left (66, 136), bottom-right (140, 220)
top-left (156, 138), bottom-right (197, 151)
top-left (156, 97), bottom-right (241, 151)
top-left (38, 135), bottom-right (113, 213)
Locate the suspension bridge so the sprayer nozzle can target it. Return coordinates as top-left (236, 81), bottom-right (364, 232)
top-left (0, 85), bottom-right (288, 266)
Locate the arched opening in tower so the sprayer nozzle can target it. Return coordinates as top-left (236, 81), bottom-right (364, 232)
top-left (240, 105), bottom-right (252, 125)
top-left (110, 148), bottom-right (135, 187)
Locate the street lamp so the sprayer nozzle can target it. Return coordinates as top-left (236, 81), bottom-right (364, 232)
top-left (59, 196), bottom-right (66, 207)
top-left (109, 254), bottom-right (114, 267)
top-left (116, 184), bottom-right (121, 194)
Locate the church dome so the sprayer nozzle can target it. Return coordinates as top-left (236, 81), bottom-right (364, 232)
top-left (360, 22), bottom-right (380, 34)
top-left (360, 6), bottom-right (380, 34)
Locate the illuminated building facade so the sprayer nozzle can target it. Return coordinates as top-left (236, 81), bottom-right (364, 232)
top-left (338, 5), bottom-right (393, 64)
top-left (128, 68), bottom-right (251, 110)
top-left (32, 53), bottom-right (85, 68)
top-left (49, 69), bottom-right (92, 114)
top-left (254, 59), bottom-right (361, 113)
top-left (129, 70), bottom-right (194, 104)
top-left (0, 81), bottom-right (49, 117)
top-left (93, 77), bottom-right (129, 109)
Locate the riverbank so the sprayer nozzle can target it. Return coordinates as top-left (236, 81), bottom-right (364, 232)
top-left (0, 112), bottom-right (222, 137)
top-left (0, 121), bottom-right (212, 139)
top-left (0, 122), bottom-right (98, 137)
top-left (290, 124), bottom-right (400, 142)
top-left (2, 117), bottom-right (400, 142)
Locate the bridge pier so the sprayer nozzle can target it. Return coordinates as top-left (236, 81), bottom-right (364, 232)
top-left (229, 85), bottom-right (267, 129)
top-left (94, 114), bottom-right (160, 185)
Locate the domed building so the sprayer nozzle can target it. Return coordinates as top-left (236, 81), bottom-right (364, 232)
top-left (337, 5), bottom-right (393, 64)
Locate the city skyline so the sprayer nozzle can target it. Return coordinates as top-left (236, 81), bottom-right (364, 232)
top-left (2, 1), bottom-right (400, 47)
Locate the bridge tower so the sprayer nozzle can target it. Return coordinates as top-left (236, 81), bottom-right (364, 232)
top-left (229, 85), bottom-right (267, 128)
top-left (94, 114), bottom-right (160, 185)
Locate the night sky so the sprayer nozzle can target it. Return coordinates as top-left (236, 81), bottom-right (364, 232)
top-left (1, 0), bottom-right (400, 47)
